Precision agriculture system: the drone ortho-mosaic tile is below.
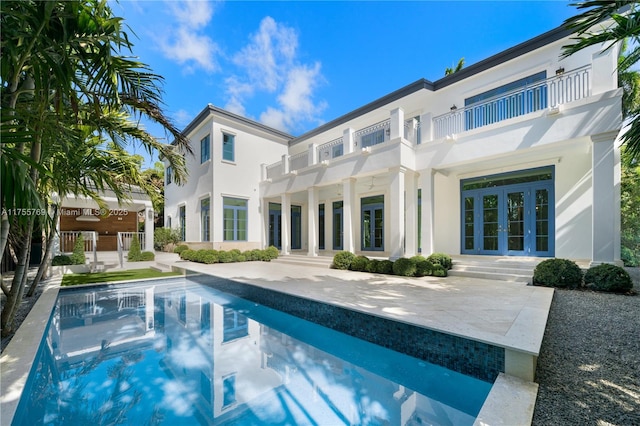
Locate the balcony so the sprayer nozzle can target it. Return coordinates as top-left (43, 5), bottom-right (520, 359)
top-left (433, 65), bottom-right (591, 139)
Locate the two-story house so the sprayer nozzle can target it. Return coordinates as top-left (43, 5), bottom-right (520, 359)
top-left (166, 24), bottom-right (623, 266)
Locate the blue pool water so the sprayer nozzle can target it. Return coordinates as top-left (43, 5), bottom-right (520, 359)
top-left (15, 277), bottom-right (492, 425)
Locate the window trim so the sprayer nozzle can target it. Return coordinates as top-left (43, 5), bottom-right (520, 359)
top-left (222, 196), bottom-right (248, 241)
top-left (200, 134), bottom-right (211, 164)
top-left (222, 131), bottom-right (236, 163)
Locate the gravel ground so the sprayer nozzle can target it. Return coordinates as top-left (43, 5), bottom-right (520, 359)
top-left (532, 267), bottom-right (640, 426)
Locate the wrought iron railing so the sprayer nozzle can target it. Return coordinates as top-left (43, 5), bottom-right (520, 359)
top-left (433, 65), bottom-right (592, 138)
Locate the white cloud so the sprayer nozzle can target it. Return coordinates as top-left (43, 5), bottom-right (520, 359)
top-left (225, 16), bottom-right (326, 133)
top-left (157, 1), bottom-right (219, 73)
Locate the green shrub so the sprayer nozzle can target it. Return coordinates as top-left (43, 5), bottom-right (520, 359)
top-left (139, 251), bottom-right (155, 261)
top-left (426, 253), bottom-right (452, 270)
top-left (173, 245), bottom-right (189, 254)
top-left (376, 260), bottom-right (394, 274)
top-left (350, 255), bottom-right (369, 272)
top-left (154, 227), bottom-right (182, 251)
top-left (52, 255), bottom-right (74, 266)
top-left (180, 249), bottom-right (196, 261)
top-left (415, 259), bottom-right (434, 277)
top-left (236, 255), bottom-right (247, 263)
top-left (432, 264), bottom-right (447, 277)
top-left (70, 234), bottom-right (86, 265)
top-left (332, 251), bottom-right (355, 270)
top-left (366, 259), bottom-right (380, 273)
top-left (265, 246), bottom-right (279, 261)
top-left (584, 264), bottom-right (633, 293)
top-left (218, 251), bottom-right (234, 263)
top-left (127, 234), bottom-right (142, 261)
top-left (393, 257), bottom-right (417, 277)
top-left (533, 258), bottom-right (583, 288)
top-left (202, 253), bottom-right (218, 264)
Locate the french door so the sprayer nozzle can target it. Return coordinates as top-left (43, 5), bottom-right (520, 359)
top-left (462, 183), bottom-right (553, 256)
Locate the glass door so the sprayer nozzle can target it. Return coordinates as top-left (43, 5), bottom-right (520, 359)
top-left (268, 203), bottom-right (281, 249)
top-left (361, 196), bottom-right (384, 251)
top-left (333, 201), bottom-right (343, 250)
top-left (291, 206), bottom-right (301, 250)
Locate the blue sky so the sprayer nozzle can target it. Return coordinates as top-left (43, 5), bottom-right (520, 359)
top-left (111, 1), bottom-right (578, 168)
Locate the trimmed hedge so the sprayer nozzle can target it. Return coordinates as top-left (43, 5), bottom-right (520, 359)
top-left (70, 234), bottom-right (86, 265)
top-left (178, 247), bottom-right (279, 265)
top-left (332, 251), bottom-right (355, 270)
top-left (584, 264), bottom-right (633, 293)
top-left (426, 253), bottom-right (452, 270)
top-left (52, 255), bottom-right (74, 266)
top-left (533, 258), bottom-right (583, 288)
top-left (331, 252), bottom-right (451, 278)
top-left (173, 244), bottom-right (189, 254)
top-left (350, 255), bottom-right (370, 272)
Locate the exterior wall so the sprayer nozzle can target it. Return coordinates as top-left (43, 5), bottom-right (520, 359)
top-left (173, 25), bottom-right (623, 263)
top-left (165, 107), bottom-right (289, 250)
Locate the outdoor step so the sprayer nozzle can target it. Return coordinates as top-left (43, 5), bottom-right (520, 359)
top-left (451, 264), bottom-right (536, 275)
top-left (448, 269), bottom-right (532, 283)
top-left (151, 262), bottom-right (174, 273)
top-left (271, 255), bottom-right (333, 269)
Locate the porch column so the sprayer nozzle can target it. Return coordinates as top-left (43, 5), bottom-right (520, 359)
top-left (591, 132), bottom-right (621, 265)
top-left (281, 193), bottom-right (291, 255)
top-left (261, 198), bottom-right (269, 248)
top-left (144, 207), bottom-right (154, 252)
top-left (342, 177), bottom-right (356, 253)
top-left (307, 187), bottom-right (318, 256)
top-left (389, 167), bottom-right (406, 259)
top-left (419, 170), bottom-right (435, 255)
top-left (405, 171), bottom-right (418, 257)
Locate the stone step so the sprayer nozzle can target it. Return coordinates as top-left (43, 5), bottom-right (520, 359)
top-left (271, 255), bottom-right (333, 269)
top-left (448, 269), bottom-right (532, 283)
top-left (449, 256), bottom-right (538, 283)
top-left (451, 264), bottom-right (536, 275)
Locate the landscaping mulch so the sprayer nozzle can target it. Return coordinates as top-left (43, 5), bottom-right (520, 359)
top-left (532, 267), bottom-right (640, 425)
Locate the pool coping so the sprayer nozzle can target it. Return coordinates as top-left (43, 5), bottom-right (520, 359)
top-left (1, 278), bottom-right (61, 426)
top-left (0, 267), bottom-right (545, 425)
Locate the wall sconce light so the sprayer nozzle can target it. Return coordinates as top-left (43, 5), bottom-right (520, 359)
top-left (450, 105), bottom-right (458, 111)
top-left (555, 67), bottom-right (565, 76)
top-left (385, 128), bottom-right (391, 136)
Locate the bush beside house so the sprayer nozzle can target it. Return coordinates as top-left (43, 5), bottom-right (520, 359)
top-left (533, 258), bottom-right (634, 293)
top-left (127, 234), bottom-right (155, 262)
top-left (178, 246), bottom-right (279, 265)
top-left (332, 251), bottom-right (452, 278)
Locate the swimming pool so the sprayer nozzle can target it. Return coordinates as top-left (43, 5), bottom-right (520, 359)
top-left (14, 277), bottom-right (492, 425)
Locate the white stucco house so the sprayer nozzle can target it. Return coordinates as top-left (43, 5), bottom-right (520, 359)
top-left (165, 24), bottom-right (622, 266)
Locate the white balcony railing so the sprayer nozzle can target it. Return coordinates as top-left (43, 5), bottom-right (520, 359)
top-left (266, 161), bottom-right (283, 179)
top-left (317, 137), bottom-right (344, 161)
top-left (354, 119), bottom-right (390, 149)
top-left (289, 151), bottom-right (308, 172)
top-left (433, 65), bottom-right (591, 139)
top-left (117, 232), bottom-right (146, 251)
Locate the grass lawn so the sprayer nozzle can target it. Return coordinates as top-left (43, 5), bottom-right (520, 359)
top-left (62, 268), bottom-right (182, 286)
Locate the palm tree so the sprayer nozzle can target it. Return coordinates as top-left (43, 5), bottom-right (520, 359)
top-left (445, 58), bottom-right (465, 76)
top-left (562, 0), bottom-right (640, 159)
top-left (1, 0), bottom-right (191, 335)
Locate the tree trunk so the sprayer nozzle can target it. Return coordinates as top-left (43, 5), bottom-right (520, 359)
top-left (1, 219), bottom-right (33, 337)
top-left (0, 213), bottom-right (9, 260)
top-left (27, 205), bottom-right (58, 297)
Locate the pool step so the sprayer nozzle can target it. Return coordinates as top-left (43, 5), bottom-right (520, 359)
top-left (449, 256), bottom-right (540, 284)
top-left (271, 255), bottom-right (334, 269)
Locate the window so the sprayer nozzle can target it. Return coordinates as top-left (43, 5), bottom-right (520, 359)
top-left (201, 198), bottom-right (210, 242)
top-left (223, 133), bottom-right (235, 162)
top-left (464, 71), bottom-right (547, 130)
top-left (223, 307), bottom-right (248, 342)
top-left (332, 144), bottom-right (343, 158)
top-left (166, 166), bottom-right (172, 185)
top-left (222, 374), bottom-right (236, 407)
top-left (179, 205), bottom-right (186, 241)
top-left (167, 216), bottom-right (171, 229)
top-left (360, 129), bottom-right (385, 148)
top-left (223, 197), bottom-right (247, 241)
top-left (333, 201), bottom-right (343, 250)
top-left (200, 135), bottom-right (210, 163)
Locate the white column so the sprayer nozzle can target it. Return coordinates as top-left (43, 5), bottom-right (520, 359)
top-left (591, 132), bottom-right (620, 265)
top-left (389, 167), bottom-right (406, 259)
top-left (405, 171), bottom-right (418, 257)
top-left (307, 187), bottom-right (318, 257)
top-left (261, 198), bottom-right (269, 249)
top-left (419, 170), bottom-right (435, 255)
top-left (390, 107), bottom-right (405, 140)
top-left (281, 193), bottom-right (290, 255)
top-left (144, 207), bottom-right (154, 252)
top-left (342, 177), bottom-right (356, 252)
top-left (344, 128), bottom-right (355, 154)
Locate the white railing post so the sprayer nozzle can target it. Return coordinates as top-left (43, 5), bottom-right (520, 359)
top-left (261, 163), bottom-right (267, 181)
top-left (308, 143), bottom-right (318, 166)
top-left (420, 112), bottom-right (433, 144)
top-left (343, 128), bottom-right (355, 154)
top-left (390, 107), bottom-right (404, 140)
top-left (282, 154), bottom-right (289, 175)
top-left (117, 232), bottom-right (124, 268)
